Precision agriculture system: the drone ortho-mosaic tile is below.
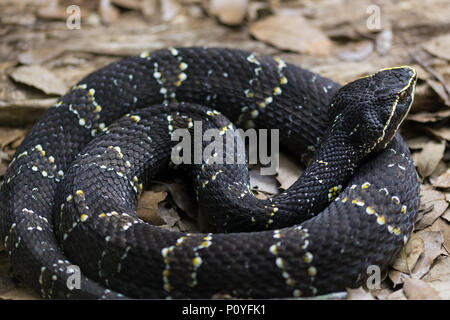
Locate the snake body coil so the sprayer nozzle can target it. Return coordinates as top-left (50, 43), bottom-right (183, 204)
top-left (0, 48), bottom-right (419, 299)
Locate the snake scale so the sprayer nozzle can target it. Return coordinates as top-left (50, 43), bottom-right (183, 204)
top-left (0, 47), bottom-right (419, 299)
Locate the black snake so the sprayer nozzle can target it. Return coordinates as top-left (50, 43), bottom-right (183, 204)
top-left (0, 47), bottom-right (419, 299)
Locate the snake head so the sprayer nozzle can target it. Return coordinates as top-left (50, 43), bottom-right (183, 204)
top-left (329, 66), bottom-right (417, 156)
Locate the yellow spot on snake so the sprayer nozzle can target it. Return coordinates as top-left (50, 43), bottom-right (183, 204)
top-left (130, 115), bottom-right (141, 123)
top-left (192, 257), bottom-right (202, 267)
top-left (307, 266), bottom-right (317, 277)
top-left (80, 214), bottom-right (88, 222)
top-left (377, 215), bottom-right (386, 225)
top-left (361, 182), bottom-right (371, 189)
top-left (366, 206), bottom-right (375, 215)
top-left (76, 190), bottom-right (84, 197)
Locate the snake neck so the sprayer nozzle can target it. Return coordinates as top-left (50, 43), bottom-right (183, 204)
top-left (196, 133), bottom-right (360, 233)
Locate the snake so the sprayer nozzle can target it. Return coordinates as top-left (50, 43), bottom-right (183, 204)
top-left (0, 47), bottom-right (419, 299)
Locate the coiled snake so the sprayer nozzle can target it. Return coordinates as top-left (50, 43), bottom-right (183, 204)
top-left (0, 47), bottom-right (419, 299)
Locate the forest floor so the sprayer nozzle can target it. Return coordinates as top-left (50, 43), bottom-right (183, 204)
top-left (0, 0), bottom-right (449, 300)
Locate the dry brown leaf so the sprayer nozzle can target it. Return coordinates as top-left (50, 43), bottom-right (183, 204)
top-left (427, 79), bottom-right (450, 106)
top-left (388, 270), bottom-right (409, 287)
top-left (0, 128), bottom-right (26, 149)
top-left (371, 288), bottom-right (394, 300)
top-left (432, 168), bottom-right (450, 189)
top-left (412, 230), bottom-right (444, 278)
top-left (158, 204), bottom-right (181, 230)
top-left (249, 168), bottom-right (279, 196)
top-left (391, 232), bottom-right (424, 273)
top-left (161, 0), bottom-right (181, 22)
top-left (412, 139), bottom-right (445, 177)
top-left (403, 278), bottom-right (442, 299)
top-left (375, 29), bottom-right (393, 55)
top-left (18, 47), bottom-right (66, 65)
top-left (422, 256), bottom-right (450, 299)
top-left (9, 65), bottom-right (68, 96)
top-left (416, 186), bottom-right (448, 230)
top-left (99, 0), bottom-right (120, 25)
top-left (345, 287), bottom-right (375, 300)
top-left (136, 191), bottom-right (167, 225)
top-left (336, 41), bottom-right (374, 62)
top-left (209, 0), bottom-right (248, 25)
top-left (428, 126), bottom-right (450, 141)
top-left (423, 33), bottom-right (450, 61)
top-left (443, 208), bottom-right (450, 224)
top-left (429, 218), bottom-right (450, 254)
top-left (249, 14), bottom-right (332, 56)
top-left (167, 183), bottom-right (197, 219)
top-left (385, 289), bottom-right (407, 300)
top-left (276, 153), bottom-right (302, 190)
top-left (407, 109), bottom-right (450, 123)
top-left (405, 136), bottom-right (432, 150)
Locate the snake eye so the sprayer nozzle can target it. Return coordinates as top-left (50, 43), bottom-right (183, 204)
top-left (398, 89), bottom-right (408, 101)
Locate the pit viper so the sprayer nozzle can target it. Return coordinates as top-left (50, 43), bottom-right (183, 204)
top-left (0, 47), bottom-right (419, 299)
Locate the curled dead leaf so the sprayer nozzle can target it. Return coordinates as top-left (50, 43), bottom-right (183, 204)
top-left (276, 153), bottom-right (303, 191)
top-left (423, 33), bottom-right (450, 61)
top-left (432, 168), bottom-right (450, 189)
top-left (411, 139), bottom-right (445, 177)
top-left (391, 233), bottom-right (424, 273)
top-left (412, 230), bottom-right (444, 279)
top-left (416, 186), bottom-right (448, 230)
top-left (249, 14), bottom-right (332, 56)
top-left (422, 256), bottom-right (450, 299)
top-left (249, 168), bottom-right (279, 196)
top-left (136, 191), bottom-right (167, 225)
top-left (9, 65), bottom-right (68, 96)
top-left (403, 278), bottom-right (442, 299)
top-left (345, 287), bottom-right (375, 300)
top-left (209, 0), bottom-right (248, 25)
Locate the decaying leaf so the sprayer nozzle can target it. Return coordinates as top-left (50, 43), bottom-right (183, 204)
top-left (0, 128), bottom-right (26, 149)
top-left (427, 79), bottom-right (450, 107)
top-left (208, 0), bottom-right (248, 25)
top-left (423, 33), bottom-right (450, 61)
top-left (432, 168), bottom-right (450, 189)
top-left (249, 14), bottom-right (332, 56)
top-left (429, 218), bottom-right (450, 254)
top-left (249, 168), bottom-right (279, 196)
top-left (412, 230), bottom-right (444, 279)
top-left (403, 278), bottom-right (442, 300)
top-left (345, 287), bottom-right (375, 300)
top-left (422, 256), bottom-right (450, 299)
top-left (407, 109), bottom-right (450, 123)
top-left (18, 47), bottom-right (66, 65)
top-left (99, 0), bottom-right (120, 25)
top-left (391, 233), bottom-right (424, 273)
top-left (388, 270), bottom-right (409, 288)
top-left (416, 186), bottom-right (448, 230)
top-left (412, 138), bottom-right (446, 177)
top-left (375, 29), bottom-right (393, 55)
top-left (336, 41), bottom-right (374, 62)
top-left (136, 191), bottom-right (167, 225)
top-left (276, 153), bottom-right (303, 191)
top-left (442, 208), bottom-right (450, 224)
top-left (167, 182), bottom-right (198, 219)
top-left (9, 65), bottom-right (68, 96)
top-left (385, 289), bottom-right (407, 300)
